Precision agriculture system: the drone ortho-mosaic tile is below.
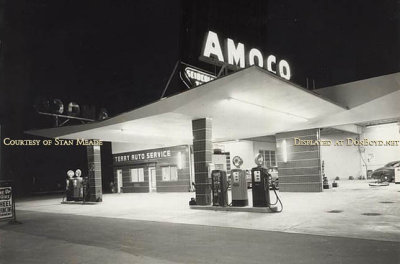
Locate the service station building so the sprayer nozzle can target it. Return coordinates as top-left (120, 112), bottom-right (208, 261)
top-left (27, 62), bottom-right (400, 205)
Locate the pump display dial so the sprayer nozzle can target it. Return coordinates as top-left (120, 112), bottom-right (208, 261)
top-left (232, 156), bottom-right (243, 168)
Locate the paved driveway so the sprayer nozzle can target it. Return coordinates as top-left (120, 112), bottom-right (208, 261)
top-left (1, 210), bottom-right (399, 264)
top-left (15, 181), bottom-right (400, 242)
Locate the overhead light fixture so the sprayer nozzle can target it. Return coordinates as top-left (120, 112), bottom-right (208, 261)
top-left (177, 152), bottom-right (184, 169)
top-left (282, 139), bottom-right (288, 163)
top-left (226, 97), bottom-right (308, 122)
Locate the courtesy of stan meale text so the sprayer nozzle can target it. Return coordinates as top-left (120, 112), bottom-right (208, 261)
top-left (2, 138), bottom-right (102, 146)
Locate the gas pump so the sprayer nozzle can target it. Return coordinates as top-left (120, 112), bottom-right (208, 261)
top-left (73, 169), bottom-right (84, 201)
top-left (251, 154), bottom-right (283, 212)
top-left (71, 176), bottom-right (83, 201)
top-left (251, 166), bottom-right (270, 207)
top-left (231, 156), bottom-right (248, 206)
top-left (64, 169), bottom-right (84, 202)
top-left (65, 170), bottom-right (75, 201)
top-left (211, 170), bottom-right (228, 207)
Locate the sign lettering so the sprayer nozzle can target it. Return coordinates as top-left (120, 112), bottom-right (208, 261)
top-left (201, 31), bottom-right (292, 80)
top-left (184, 67), bottom-right (216, 86)
top-left (0, 187), bottom-right (13, 219)
top-left (114, 150), bottom-right (172, 163)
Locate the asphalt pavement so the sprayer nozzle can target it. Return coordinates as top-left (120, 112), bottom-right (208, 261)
top-left (15, 181), bottom-right (400, 242)
top-left (0, 210), bottom-right (399, 264)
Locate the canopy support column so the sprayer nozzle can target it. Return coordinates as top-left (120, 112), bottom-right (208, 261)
top-left (87, 145), bottom-right (103, 202)
top-left (192, 118), bottom-right (212, 205)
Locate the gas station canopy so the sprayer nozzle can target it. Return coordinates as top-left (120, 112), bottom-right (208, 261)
top-left (27, 67), bottom-right (400, 150)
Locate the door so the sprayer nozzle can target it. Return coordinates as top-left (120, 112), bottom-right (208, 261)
top-left (116, 169), bottom-right (123, 193)
top-left (148, 167), bottom-right (157, 192)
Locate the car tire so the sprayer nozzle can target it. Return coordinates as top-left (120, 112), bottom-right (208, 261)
top-left (380, 174), bottom-right (389, 183)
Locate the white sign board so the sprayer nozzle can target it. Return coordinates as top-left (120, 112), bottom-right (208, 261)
top-left (395, 167), bottom-right (400, 184)
top-left (184, 67), bottom-right (215, 87)
top-left (0, 187), bottom-right (13, 219)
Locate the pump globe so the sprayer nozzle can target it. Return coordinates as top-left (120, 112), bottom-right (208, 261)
top-left (67, 170), bottom-right (75, 178)
top-left (254, 153), bottom-right (264, 166)
top-left (75, 169), bottom-right (82, 177)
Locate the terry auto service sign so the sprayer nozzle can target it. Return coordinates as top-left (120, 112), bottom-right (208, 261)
top-left (0, 186), bottom-right (13, 219)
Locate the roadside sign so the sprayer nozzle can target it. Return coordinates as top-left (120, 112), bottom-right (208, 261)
top-left (0, 186), bottom-right (13, 219)
top-left (0, 181), bottom-right (16, 222)
top-left (395, 168), bottom-right (400, 184)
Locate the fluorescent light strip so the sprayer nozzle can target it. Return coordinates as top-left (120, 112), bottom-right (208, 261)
top-left (282, 139), bottom-right (288, 163)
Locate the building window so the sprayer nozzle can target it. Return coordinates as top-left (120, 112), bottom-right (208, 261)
top-left (270, 151), bottom-right (276, 166)
top-left (130, 168), bottom-right (144, 182)
top-left (162, 166), bottom-right (178, 181)
top-left (259, 150), bottom-right (277, 167)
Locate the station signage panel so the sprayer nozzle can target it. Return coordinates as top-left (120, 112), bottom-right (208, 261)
top-left (0, 186), bottom-right (13, 220)
top-left (184, 66), bottom-right (216, 87)
top-left (200, 31), bottom-right (292, 80)
top-left (114, 149), bottom-right (172, 163)
top-left (395, 167), bottom-right (400, 184)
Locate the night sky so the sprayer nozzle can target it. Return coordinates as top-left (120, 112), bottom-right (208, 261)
top-left (0, 0), bottom-right (399, 195)
top-left (3, 0), bottom-right (181, 122)
top-left (2, 0), bottom-right (400, 128)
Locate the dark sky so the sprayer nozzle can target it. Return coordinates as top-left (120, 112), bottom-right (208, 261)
top-left (2, 0), bottom-right (399, 130)
top-left (25, 0), bottom-right (181, 107)
top-left (266, 1), bottom-right (400, 86)
top-left (2, 0), bottom-right (182, 131)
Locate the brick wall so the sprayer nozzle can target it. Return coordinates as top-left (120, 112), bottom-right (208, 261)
top-left (276, 129), bottom-right (322, 192)
top-left (192, 118), bottom-right (212, 205)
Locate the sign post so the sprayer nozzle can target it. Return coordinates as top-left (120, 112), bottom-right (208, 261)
top-left (0, 180), bottom-right (18, 224)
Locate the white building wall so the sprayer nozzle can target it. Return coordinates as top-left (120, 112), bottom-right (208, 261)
top-left (320, 132), bottom-right (362, 181)
top-left (320, 123), bottom-right (400, 180)
top-left (361, 123), bottom-right (400, 174)
top-left (219, 141), bottom-right (254, 170)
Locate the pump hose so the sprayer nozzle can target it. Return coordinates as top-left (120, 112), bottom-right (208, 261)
top-left (269, 181), bottom-right (279, 206)
top-left (269, 184), bottom-right (283, 213)
top-left (225, 182), bottom-right (231, 207)
top-left (265, 177), bottom-right (283, 213)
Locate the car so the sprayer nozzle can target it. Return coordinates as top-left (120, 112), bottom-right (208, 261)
top-left (371, 161), bottom-right (400, 182)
